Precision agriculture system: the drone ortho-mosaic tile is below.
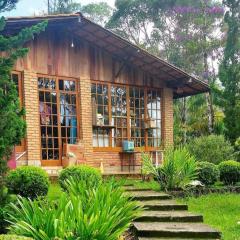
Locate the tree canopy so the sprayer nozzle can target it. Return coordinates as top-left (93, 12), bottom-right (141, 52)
top-left (219, 0), bottom-right (240, 143)
top-left (0, 0), bottom-right (47, 208)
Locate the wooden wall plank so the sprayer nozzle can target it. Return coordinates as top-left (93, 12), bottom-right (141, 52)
top-left (11, 28), bottom-right (165, 88)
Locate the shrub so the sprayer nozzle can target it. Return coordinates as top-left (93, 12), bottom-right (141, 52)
top-left (0, 208), bottom-right (6, 234)
top-left (187, 135), bottom-right (235, 164)
top-left (0, 235), bottom-right (33, 240)
top-left (197, 162), bottom-right (220, 186)
top-left (142, 147), bottom-right (198, 190)
top-left (59, 165), bottom-right (102, 190)
top-left (7, 178), bottom-right (141, 240)
top-left (218, 160), bottom-right (240, 185)
top-left (6, 166), bottom-right (49, 199)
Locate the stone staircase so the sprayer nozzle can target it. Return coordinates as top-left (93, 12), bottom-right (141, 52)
top-left (125, 185), bottom-right (221, 240)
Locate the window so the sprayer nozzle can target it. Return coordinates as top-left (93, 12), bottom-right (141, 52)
top-left (91, 82), bottom-right (162, 149)
top-left (91, 83), bottom-right (110, 147)
top-left (129, 87), bottom-right (145, 147)
top-left (111, 85), bottom-right (127, 147)
top-left (38, 76), bottom-right (78, 163)
top-left (146, 89), bottom-right (162, 147)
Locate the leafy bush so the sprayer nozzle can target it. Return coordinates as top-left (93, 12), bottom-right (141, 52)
top-left (197, 162), bottom-right (219, 186)
top-left (187, 135), bottom-right (235, 164)
top-left (142, 147), bottom-right (198, 190)
top-left (0, 207), bottom-right (6, 234)
top-left (59, 165), bottom-right (102, 190)
top-left (6, 166), bottom-right (49, 199)
top-left (218, 160), bottom-right (240, 185)
top-left (0, 235), bottom-right (33, 240)
top-left (7, 177), bottom-right (141, 240)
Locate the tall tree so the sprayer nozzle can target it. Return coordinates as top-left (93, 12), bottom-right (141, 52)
top-left (219, 0), bottom-right (240, 143)
top-left (108, 0), bottom-right (225, 143)
top-left (81, 2), bottom-right (113, 26)
top-left (0, 0), bottom-right (17, 12)
top-left (166, 0), bottom-right (224, 141)
top-left (47, 0), bottom-right (81, 14)
top-left (47, 0), bottom-right (112, 27)
top-left (0, 0), bottom-right (47, 228)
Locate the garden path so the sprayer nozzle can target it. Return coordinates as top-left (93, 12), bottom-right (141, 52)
top-left (125, 185), bottom-right (221, 240)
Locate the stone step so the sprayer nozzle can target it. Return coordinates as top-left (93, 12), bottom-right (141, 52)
top-left (123, 183), bottom-right (134, 187)
top-left (130, 191), bottom-right (172, 201)
top-left (138, 238), bottom-right (219, 240)
top-left (124, 186), bottom-right (152, 192)
top-left (136, 211), bottom-right (203, 223)
top-left (140, 200), bottom-right (188, 211)
top-left (133, 222), bottom-right (221, 239)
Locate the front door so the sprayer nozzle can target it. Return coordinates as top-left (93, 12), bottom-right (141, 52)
top-left (38, 75), bottom-right (78, 166)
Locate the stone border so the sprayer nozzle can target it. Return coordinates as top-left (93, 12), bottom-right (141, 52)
top-left (167, 186), bottom-right (240, 198)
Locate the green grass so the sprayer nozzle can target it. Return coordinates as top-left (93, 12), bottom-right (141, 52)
top-left (178, 193), bottom-right (240, 240)
top-left (47, 183), bottom-right (63, 201)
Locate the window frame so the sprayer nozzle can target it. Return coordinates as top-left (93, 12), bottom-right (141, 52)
top-left (91, 80), bottom-right (163, 152)
top-left (37, 74), bottom-right (80, 166)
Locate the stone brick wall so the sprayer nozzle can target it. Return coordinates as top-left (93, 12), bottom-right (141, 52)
top-left (23, 70), bottom-right (41, 166)
top-left (162, 88), bottom-right (174, 147)
top-left (78, 78), bottom-right (93, 163)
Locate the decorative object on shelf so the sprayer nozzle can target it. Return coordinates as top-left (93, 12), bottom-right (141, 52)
top-left (122, 140), bottom-right (134, 152)
top-left (97, 113), bottom-right (104, 126)
top-left (145, 118), bottom-right (156, 129)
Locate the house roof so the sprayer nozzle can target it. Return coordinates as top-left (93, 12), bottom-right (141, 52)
top-left (4, 13), bottom-right (210, 98)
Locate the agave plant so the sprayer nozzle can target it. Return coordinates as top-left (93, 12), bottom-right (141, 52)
top-left (142, 147), bottom-right (198, 190)
top-left (7, 177), bottom-right (141, 240)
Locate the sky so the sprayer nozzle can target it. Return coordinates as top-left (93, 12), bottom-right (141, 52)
top-left (3, 0), bottom-right (115, 17)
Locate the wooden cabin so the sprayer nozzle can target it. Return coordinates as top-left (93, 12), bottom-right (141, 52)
top-left (4, 13), bottom-right (209, 175)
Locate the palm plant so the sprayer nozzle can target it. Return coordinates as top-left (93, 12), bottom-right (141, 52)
top-left (142, 147), bottom-right (198, 190)
top-left (7, 177), bottom-right (141, 240)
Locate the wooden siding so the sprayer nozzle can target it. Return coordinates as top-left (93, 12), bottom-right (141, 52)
top-left (14, 28), bottom-right (166, 89)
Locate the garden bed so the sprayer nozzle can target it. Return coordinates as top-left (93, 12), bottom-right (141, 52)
top-left (168, 185), bottom-right (240, 198)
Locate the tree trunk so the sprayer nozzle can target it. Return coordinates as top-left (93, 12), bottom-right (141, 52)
top-left (204, 53), bottom-right (214, 134)
top-left (205, 91), bottom-right (214, 134)
top-left (182, 97), bottom-right (187, 144)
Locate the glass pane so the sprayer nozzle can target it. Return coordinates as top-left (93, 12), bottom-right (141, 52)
top-left (38, 77), bottom-right (44, 89)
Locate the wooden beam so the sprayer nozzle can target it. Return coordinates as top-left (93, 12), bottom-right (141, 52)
top-left (115, 55), bottom-right (132, 79)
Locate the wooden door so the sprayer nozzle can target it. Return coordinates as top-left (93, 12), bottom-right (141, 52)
top-left (38, 75), bottom-right (79, 166)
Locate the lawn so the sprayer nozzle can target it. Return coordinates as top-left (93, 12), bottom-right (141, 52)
top-left (48, 183), bottom-right (63, 201)
top-left (179, 193), bottom-right (240, 240)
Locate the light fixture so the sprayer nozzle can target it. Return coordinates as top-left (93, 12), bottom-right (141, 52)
top-left (71, 38), bottom-right (74, 48)
top-left (188, 78), bottom-right (193, 83)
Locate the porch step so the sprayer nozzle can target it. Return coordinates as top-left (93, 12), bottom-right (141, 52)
top-left (141, 200), bottom-right (188, 211)
top-left (133, 222), bottom-right (221, 239)
top-left (42, 166), bottom-right (63, 176)
top-left (131, 191), bottom-right (172, 201)
top-left (136, 211), bottom-right (203, 223)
